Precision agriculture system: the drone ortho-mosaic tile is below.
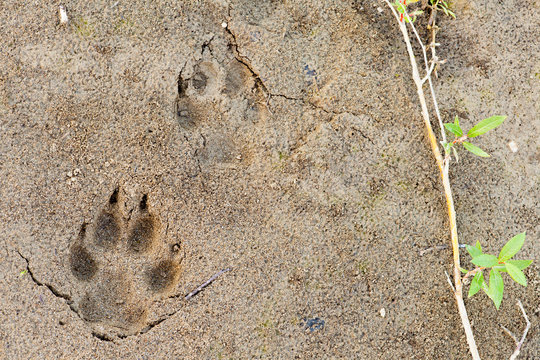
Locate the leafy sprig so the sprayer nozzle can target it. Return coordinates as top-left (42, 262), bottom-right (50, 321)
top-left (443, 115), bottom-right (507, 157)
top-left (430, 0), bottom-right (456, 19)
top-left (393, 0), bottom-right (424, 23)
top-left (462, 233), bottom-right (532, 309)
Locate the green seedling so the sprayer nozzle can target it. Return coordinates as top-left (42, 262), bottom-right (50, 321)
top-left (430, 0), bottom-right (456, 19)
top-left (383, 0), bottom-right (532, 357)
top-left (19, 269), bottom-right (28, 277)
top-left (443, 115), bottom-right (506, 157)
top-left (462, 233), bottom-right (532, 309)
top-left (393, 0), bottom-right (424, 23)
top-left (393, 0), bottom-right (455, 24)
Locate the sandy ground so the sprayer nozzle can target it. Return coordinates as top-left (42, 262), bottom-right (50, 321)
top-left (0, 1), bottom-right (538, 359)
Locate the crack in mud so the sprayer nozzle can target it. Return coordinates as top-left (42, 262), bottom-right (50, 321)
top-left (15, 249), bottom-right (95, 334)
top-left (16, 250), bottom-right (123, 344)
top-left (223, 13), bottom-right (269, 97)
top-left (15, 238), bottom-right (223, 342)
top-left (16, 249), bottom-right (73, 303)
top-left (200, 35), bottom-right (215, 56)
top-left (223, 11), bottom-right (370, 124)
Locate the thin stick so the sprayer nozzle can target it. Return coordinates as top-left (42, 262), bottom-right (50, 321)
top-left (444, 271), bottom-right (455, 292)
top-left (405, 8), bottom-right (446, 146)
top-left (501, 300), bottom-right (531, 360)
top-left (419, 244), bottom-right (449, 256)
top-left (185, 268), bottom-right (231, 300)
top-left (382, 2), bottom-right (479, 359)
top-left (419, 243), bottom-right (466, 256)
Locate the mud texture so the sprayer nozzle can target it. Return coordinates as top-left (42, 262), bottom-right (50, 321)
top-left (0, 1), bottom-right (538, 359)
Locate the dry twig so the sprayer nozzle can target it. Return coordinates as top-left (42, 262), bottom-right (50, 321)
top-left (185, 268), bottom-right (231, 300)
top-left (501, 300), bottom-right (531, 360)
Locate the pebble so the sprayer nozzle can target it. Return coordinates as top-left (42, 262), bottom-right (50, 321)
top-left (59, 5), bottom-right (68, 24)
top-left (507, 141), bottom-right (518, 153)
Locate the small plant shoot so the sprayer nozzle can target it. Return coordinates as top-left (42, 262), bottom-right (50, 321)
top-left (443, 115), bottom-right (507, 158)
top-left (393, 0), bottom-right (455, 24)
top-left (382, 1), bottom-right (532, 357)
top-left (463, 233), bottom-right (532, 309)
top-left (393, 0), bottom-right (423, 23)
top-left (430, 0), bottom-right (456, 19)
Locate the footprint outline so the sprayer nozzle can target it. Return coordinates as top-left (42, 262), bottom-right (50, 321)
top-left (68, 188), bottom-right (182, 336)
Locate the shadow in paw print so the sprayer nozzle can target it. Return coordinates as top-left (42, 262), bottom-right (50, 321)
top-left (191, 62), bottom-right (217, 95)
top-left (69, 225), bottom-right (97, 281)
top-left (93, 188), bottom-right (121, 249)
top-left (191, 70), bottom-right (208, 93)
top-left (127, 195), bottom-right (158, 253)
top-left (222, 59), bottom-right (252, 97)
top-left (146, 259), bottom-right (180, 293)
top-left (174, 61), bottom-right (221, 129)
top-left (175, 98), bottom-right (198, 128)
top-left (68, 188), bottom-right (182, 337)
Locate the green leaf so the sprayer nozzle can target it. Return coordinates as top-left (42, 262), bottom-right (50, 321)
top-left (463, 142), bottom-right (490, 157)
top-left (444, 123), bottom-right (463, 137)
top-left (505, 262), bottom-right (527, 286)
top-left (468, 271), bottom-right (484, 298)
top-left (395, 1), bottom-right (406, 13)
top-left (460, 267), bottom-right (469, 274)
top-left (454, 115), bottom-right (459, 127)
top-left (471, 254), bottom-right (499, 268)
top-left (499, 232), bottom-right (526, 262)
top-left (466, 244), bottom-right (482, 258)
top-left (487, 269), bottom-right (504, 309)
top-left (475, 240), bottom-right (482, 252)
top-left (506, 259), bottom-right (533, 270)
top-left (493, 263), bottom-right (506, 271)
top-left (493, 260), bottom-right (533, 273)
top-left (481, 277), bottom-right (489, 293)
top-left (467, 115), bottom-right (507, 138)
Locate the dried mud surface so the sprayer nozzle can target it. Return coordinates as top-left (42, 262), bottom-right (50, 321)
top-left (0, 1), bottom-right (538, 359)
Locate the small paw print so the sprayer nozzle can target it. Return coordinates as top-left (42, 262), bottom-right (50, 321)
top-left (69, 188), bottom-right (182, 336)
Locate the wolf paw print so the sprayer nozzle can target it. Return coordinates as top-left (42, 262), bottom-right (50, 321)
top-left (69, 188), bottom-right (182, 337)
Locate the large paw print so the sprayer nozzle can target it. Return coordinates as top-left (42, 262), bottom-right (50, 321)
top-left (69, 188), bottom-right (182, 337)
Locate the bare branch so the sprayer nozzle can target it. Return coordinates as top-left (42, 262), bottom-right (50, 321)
top-left (444, 271), bottom-right (455, 292)
top-left (382, 1), bottom-right (479, 358)
top-left (502, 300), bottom-right (531, 360)
top-left (185, 268), bottom-right (231, 300)
top-left (404, 8), bottom-right (447, 145)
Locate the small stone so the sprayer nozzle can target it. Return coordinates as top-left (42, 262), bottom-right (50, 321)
top-left (59, 5), bottom-right (68, 24)
top-left (221, 22), bottom-right (228, 28)
top-left (377, 7), bottom-right (383, 13)
top-left (380, 308), bottom-right (386, 318)
top-left (507, 141), bottom-right (518, 153)
top-left (67, 171), bottom-right (73, 177)
top-left (73, 168), bottom-right (81, 176)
